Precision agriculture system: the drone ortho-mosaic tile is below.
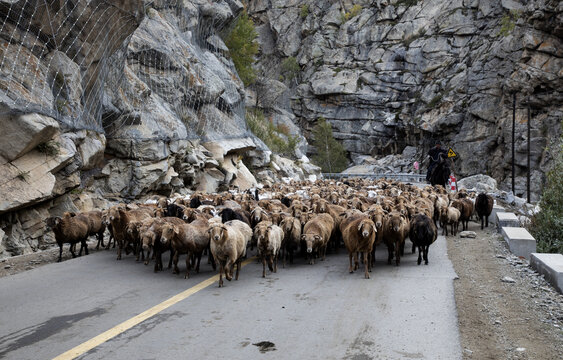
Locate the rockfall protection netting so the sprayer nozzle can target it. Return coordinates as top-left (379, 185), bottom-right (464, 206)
top-left (0, 1), bottom-right (249, 142)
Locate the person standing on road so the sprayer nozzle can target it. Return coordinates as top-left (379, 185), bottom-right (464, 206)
top-left (426, 141), bottom-right (448, 182)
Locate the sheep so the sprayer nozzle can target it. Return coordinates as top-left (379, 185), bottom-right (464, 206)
top-left (452, 198), bottom-right (473, 231)
top-left (301, 213), bottom-right (334, 265)
top-left (218, 207), bottom-right (250, 226)
top-left (383, 211), bottom-right (409, 266)
top-left (250, 206), bottom-right (271, 228)
top-left (341, 214), bottom-right (377, 278)
top-left (79, 210), bottom-right (107, 250)
top-left (279, 216), bottom-right (301, 266)
top-left (254, 223), bottom-right (284, 277)
top-left (46, 213), bottom-right (90, 262)
top-left (208, 220), bottom-right (252, 287)
top-left (108, 206), bottom-right (153, 260)
top-left (367, 205), bottom-right (386, 265)
top-left (139, 217), bottom-right (185, 271)
top-left (409, 214), bottom-right (438, 265)
top-left (475, 193), bottom-right (494, 230)
top-left (439, 206), bottom-right (461, 236)
top-left (160, 217), bottom-right (210, 278)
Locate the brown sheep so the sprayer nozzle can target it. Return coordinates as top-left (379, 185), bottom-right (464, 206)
top-left (160, 217), bottom-right (210, 278)
top-left (140, 217), bottom-right (185, 272)
top-left (108, 206), bottom-right (153, 260)
top-left (439, 206), bottom-right (461, 236)
top-left (208, 220), bottom-right (252, 287)
top-left (383, 211), bottom-right (409, 266)
top-left (255, 223), bottom-right (284, 278)
top-left (301, 213), bottom-right (334, 265)
top-left (46, 213), bottom-right (90, 262)
top-left (279, 216), bottom-right (301, 266)
top-left (452, 198), bottom-right (473, 231)
top-left (341, 215), bottom-right (377, 278)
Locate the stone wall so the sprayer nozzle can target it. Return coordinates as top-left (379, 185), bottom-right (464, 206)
top-left (249, 0), bottom-right (562, 199)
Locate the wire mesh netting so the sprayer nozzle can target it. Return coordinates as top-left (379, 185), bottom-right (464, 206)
top-left (0, 0), bottom-right (250, 143)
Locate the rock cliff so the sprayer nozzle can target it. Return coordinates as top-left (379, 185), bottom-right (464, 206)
top-left (249, 0), bottom-right (562, 198)
top-left (0, 0), bottom-right (318, 258)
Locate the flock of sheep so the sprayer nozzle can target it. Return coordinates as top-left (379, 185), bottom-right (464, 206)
top-left (46, 178), bottom-right (494, 286)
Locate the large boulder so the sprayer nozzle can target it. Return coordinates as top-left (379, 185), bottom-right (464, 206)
top-left (457, 174), bottom-right (498, 193)
top-left (0, 113), bottom-right (59, 162)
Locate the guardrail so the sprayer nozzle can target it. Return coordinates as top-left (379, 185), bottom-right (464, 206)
top-left (322, 173), bottom-right (427, 183)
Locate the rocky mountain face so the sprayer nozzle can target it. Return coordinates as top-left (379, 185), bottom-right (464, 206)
top-left (0, 0), bottom-right (318, 258)
top-left (248, 0), bottom-right (562, 198)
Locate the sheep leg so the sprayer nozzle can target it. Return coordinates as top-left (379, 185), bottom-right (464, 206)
top-left (144, 247), bottom-right (151, 266)
top-left (235, 259), bottom-right (241, 281)
top-left (387, 243), bottom-right (394, 265)
top-left (354, 252), bottom-right (359, 271)
top-left (167, 248), bottom-right (173, 269)
top-left (70, 243), bottom-right (77, 258)
top-left (274, 253), bottom-right (278, 273)
top-left (116, 239), bottom-right (123, 260)
top-left (424, 245), bottom-right (429, 265)
top-left (262, 255), bottom-right (266, 278)
top-left (184, 252), bottom-right (190, 279)
top-left (417, 246), bottom-right (423, 265)
top-left (195, 253), bottom-right (202, 273)
top-left (82, 239), bottom-right (88, 255)
top-left (225, 259), bottom-right (234, 281)
top-left (173, 251), bottom-right (180, 275)
top-left (395, 241), bottom-right (401, 266)
top-left (58, 243), bottom-right (64, 262)
top-left (363, 252), bottom-right (370, 279)
top-left (411, 242), bottom-right (416, 254)
top-left (218, 262), bottom-right (224, 287)
top-left (267, 255), bottom-right (274, 273)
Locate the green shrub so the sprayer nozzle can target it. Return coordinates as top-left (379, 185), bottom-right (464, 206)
top-left (498, 10), bottom-right (520, 37)
top-left (341, 4), bottom-right (362, 23)
top-left (530, 134), bottom-right (563, 254)
top-left (37, 141), bottom-right (60, 156)
top-left (427, 94), bottom-right (443, 109)
top-left (224, 12), bottom-right (259, 86)
top-left (300, 4), bottom-right (309, 19)
top-left (281, 56), bottom-right (300, 82)
top-left (311, 117), bottom-right (348, 173)
top-left (246, 108), bottom-right (298, 157)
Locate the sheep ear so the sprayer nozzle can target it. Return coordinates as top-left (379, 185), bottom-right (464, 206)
top-left (358, 222), bottom-right (363, 231)
top-left (314, 235), bottom-right (321, 241)
top-left (300, 234), bottom-right (306, 240)
top-left (372, 224), bottom-right (377, 233)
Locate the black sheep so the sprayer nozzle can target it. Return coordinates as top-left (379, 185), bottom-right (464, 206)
top-left (219, 208), bottom-right (250, 226)
top-left (475, 193), bottom-right (494, 230)
top-left (280, 196), bottom-right (292, 208)
top-left (165, 203), bottom-right (185, 219)
top-left (189, 195), bottom-right (202, 209)
top-left (408, 214), bottom-right (438, 265)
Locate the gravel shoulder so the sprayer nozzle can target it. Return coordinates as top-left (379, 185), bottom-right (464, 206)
top-left (2, 221), bottom-right (562, 359)
top-left (447, 220), bottom-right (563, 359)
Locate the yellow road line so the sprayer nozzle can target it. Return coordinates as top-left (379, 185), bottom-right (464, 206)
top-left (53, 257), bottom-right (256, 360)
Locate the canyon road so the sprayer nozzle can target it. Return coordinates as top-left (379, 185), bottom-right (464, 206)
top-left (0, 237), bottom-right (461, 359)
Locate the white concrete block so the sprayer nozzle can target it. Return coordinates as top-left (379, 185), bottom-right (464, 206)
top-left (501, 227), bottom-right (536, 260)
top-left (490, 205), bottom-right (505, 225)
top-left (530, 253), bottom-right (563, 294)
top-left (496, 212), bottom-right (519, 232)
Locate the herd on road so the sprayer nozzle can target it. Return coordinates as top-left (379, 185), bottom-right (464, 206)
top-left (46, 179), bottom-right (494, 287)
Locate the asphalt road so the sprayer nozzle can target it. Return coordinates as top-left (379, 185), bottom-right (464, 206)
top-left (0, 236), bottom-right (461, 360)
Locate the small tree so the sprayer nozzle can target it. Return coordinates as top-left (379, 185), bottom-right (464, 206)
top-left (311, 117), bottom-right (348, 173)
top-left (224, 12), bottom-right (259, 87)
top-left (281, 56), bottom-right (300, 85)
top-left (530, 134), bottom-right (563, 254)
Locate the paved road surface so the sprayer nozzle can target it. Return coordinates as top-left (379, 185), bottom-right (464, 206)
top-left (0, 236), bottom-right (461, 360)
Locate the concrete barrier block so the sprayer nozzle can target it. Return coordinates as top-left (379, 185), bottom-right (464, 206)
top-left (501, 227), bottom-right (536, 260)
top-left (530, 253), bottom-right (563, 294)
top-left (490, 205), bottom-right (506, 226)
top-left (496, 212), bottom-right (520, 232)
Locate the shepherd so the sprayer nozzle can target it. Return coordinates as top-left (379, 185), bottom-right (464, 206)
top-left (426, 141), bottom-right (448, 183)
